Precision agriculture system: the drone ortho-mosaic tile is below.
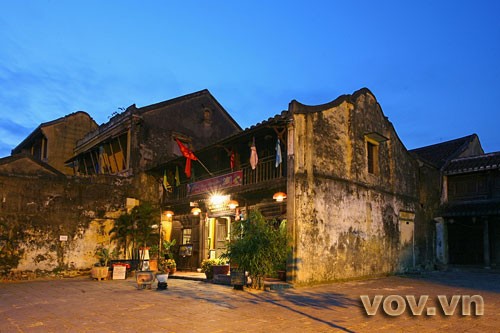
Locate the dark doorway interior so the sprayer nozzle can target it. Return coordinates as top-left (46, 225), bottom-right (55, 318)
top-left (448, 218), bottom-right (483, 265)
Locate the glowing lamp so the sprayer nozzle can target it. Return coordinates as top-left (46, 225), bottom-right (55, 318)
top-left (273, 192), bottom-right (287, 202)
top-left (228, 200), bottom-right (239, 209)
top-left (191, 207), bottom-right (202, 216)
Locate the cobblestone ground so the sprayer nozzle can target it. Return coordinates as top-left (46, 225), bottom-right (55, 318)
top-left (1, 269), bottom-right (499, 332)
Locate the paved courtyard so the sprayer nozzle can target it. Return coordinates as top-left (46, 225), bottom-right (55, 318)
top-left (1, 268), bottom-right (499, 332)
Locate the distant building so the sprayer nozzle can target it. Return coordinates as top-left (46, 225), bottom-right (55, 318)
top-left (66, 90), bottom-right (241, 176)
top-left (0, 153), bottom-right (64, 177)
top-left (411, 135), bottom-right (500, 268)
top-left (11, 111), bottom-right (97, 175)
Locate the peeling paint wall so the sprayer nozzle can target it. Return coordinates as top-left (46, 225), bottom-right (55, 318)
top-left (0, 173), bottom-right (142, 277)
top-left (290, 90), bottom-right (424, 285)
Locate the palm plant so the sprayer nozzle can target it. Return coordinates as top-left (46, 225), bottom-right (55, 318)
top-left (130, 203), bottom-right (158, 270)
top-left (162, 239), bottom-right (177, 259)
top-left (110, 202), bottom-right (159, 270)
top-left (109, 212), bottom-right (133, 259)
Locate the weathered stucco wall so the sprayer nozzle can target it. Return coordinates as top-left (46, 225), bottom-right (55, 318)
top-left (290, 89), bottom-right (424, 285)
top-left (43, 112), bottom-right (98, 175)
top-left (135, 92), bottom-right (241, 171)
top-left (0, 173), bottom-right (145, 278)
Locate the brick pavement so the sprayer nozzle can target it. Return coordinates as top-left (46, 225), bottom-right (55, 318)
top-left (0, 269), bottom-right (499, 332)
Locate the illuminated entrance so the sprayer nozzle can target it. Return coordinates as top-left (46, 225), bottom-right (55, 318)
top-left (201, 193), bottom-right (238, 260)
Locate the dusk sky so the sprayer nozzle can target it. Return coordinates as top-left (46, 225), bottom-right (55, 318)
top-left (1, 1), bottom-right (499, 158)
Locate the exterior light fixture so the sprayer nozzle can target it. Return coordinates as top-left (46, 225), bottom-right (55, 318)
top-left (273, 192), bottom-right (287, 202)
top-left (164, 210), bottom-right (174, 218)
top-left (210, 194), bottom-right (227, 206)
top-left (191, 207), bottom-right (202, 216)
top-left (228, 200), bottom-right (239, 209)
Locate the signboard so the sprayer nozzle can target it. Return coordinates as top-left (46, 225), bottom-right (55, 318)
top-left (187, 171), bottom-right (243, 196)
top-left (112, 265), bottom-right (127, 280)
top-left (59, 235), bottom-right (68, 241)
top-left (399, 211), bottom-right (415, 221)
top-left (230, 270), bottom-right (246, 287)
top-left (179, 244), bottom-right (193, 257)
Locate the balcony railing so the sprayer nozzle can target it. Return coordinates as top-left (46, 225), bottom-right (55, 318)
top-left (166, 156), bottom-right (285, 201)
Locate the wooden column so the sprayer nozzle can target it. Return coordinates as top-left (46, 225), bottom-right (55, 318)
top-left (483, 218), bottom-right (491, 269)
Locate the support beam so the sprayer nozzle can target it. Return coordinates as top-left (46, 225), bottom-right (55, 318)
top-left (483, 219), bottom-right (491, 269)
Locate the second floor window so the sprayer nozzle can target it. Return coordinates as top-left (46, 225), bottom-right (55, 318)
top-left (367, 140), bottom-right (379, 175)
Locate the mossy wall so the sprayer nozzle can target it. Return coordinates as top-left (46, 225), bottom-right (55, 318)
top-left (0, 174), bottom-right (145, 277)
top-left (289, 90), bottom-right (429, 285)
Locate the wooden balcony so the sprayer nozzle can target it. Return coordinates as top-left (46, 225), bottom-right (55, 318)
top-left (165, 156), bottom-right (285, 202)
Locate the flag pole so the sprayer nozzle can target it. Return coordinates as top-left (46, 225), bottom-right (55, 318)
top-left (197, 159), bottom-right (213, 177)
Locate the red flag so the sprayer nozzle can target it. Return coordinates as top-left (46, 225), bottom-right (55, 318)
top-left (230, 150), bottom-right (235, 171)
top-left (175, 138), bottom-right (197, 178)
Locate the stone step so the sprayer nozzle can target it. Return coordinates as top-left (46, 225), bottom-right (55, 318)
top-left (264, 278), bottom-right (292, 291)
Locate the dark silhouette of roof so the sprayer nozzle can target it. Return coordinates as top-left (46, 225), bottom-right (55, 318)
top-left (439, 200), bottom-right (500, 217)
top-left (11, 111), bottom-right (95, 155)
top-left (444, 152), bottom-right (500, 175)
top-left (410, 134), bottom-right (478, 169)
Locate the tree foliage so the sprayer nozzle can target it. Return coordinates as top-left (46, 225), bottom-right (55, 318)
top-left (224, 210), bottom-right (288, 289)
top-left (109, 202), bottom-right (158, 262)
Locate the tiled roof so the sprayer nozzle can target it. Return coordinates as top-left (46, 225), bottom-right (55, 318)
top-left (438, 200), bottom-right (500, 217)
top-left (244, 110), bottom-right (289, 131)
top-left (444, 152), bottom-right (500, 175)
top-left (410, 134), bottom-right (478, 169)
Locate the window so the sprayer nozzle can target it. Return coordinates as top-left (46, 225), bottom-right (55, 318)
top-left (367, 140), bottom-right (379, 174)
top-left (182, 228), bottom-right (192, 244)
top-left (364, 132), bottom-right (387, 176)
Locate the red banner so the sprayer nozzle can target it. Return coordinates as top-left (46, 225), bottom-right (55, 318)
top-left (187, 170), bottom-right (243, 196)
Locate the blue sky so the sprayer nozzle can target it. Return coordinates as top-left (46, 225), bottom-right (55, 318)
top-left (1, 1), bottom-right (499, 157)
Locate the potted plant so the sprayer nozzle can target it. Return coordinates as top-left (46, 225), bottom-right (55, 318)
top-left (162, 239), bottom-right (176, 259)
top-left (149, 244), bottom-right (159, 271)
top-left (223, 210), bottom-right (288, 289)
top-left (156, 258), bottom-right (170, 290)
top-left (91, 245), bottom-right (111, 281)
top-left (212, 258), bottom-right (229, 276)
top-left (201, 258), bottom-right (226, 280)
top-left (130, 203), bottom-right (158, 271)
top-left (165, 258), bottom-right (177, 274)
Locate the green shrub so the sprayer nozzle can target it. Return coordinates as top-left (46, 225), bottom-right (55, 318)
top-left (223, 210), bottom-right (288, 289)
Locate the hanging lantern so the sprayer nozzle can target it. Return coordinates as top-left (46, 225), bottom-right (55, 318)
top-left (227, 200), bottom-right (239, 209)
top-left (191, 207), bottom-right (202, 216)
top-left (273, 192), bottom-right (287, 202)
top-left (164, 210), bottom-right (174, 218)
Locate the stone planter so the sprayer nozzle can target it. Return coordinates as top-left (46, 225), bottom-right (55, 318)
top-left (212, 265), bottom-right (230, 276)
top-left (136, 271), bottom-right (155, 289)
top-left (91, 266), bottom-right (109, 281)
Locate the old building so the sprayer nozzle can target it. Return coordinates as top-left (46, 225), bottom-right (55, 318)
top-left (412, 136), bottom-right (500, 268)
top-left (66, 89), bottom-right (241, 177)
top-left (0, 89), bottom-right (242, 275)
top-left (11, 111), bottom-right (98, 175)
top-left (2, 87), bottom-right (495, 283)
top-left (156, 88), bottom-right (430, 284)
